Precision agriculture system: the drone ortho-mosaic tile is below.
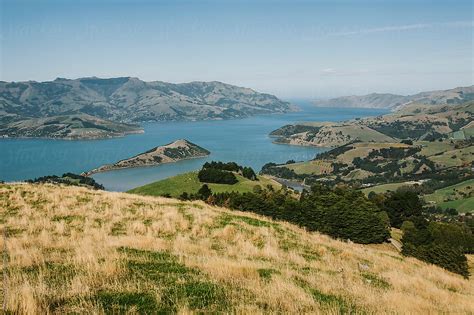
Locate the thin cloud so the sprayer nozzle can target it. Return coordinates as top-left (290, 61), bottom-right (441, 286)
top-left (320, 68), bottom-right (370, 77)
top-left (332, 20), bottom-right (473, 36)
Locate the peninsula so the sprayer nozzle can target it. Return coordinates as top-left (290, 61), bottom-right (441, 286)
top-left (84, 139), bottom-right (210, 175)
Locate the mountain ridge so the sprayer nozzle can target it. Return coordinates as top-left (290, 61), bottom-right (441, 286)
top-left (313, 85), bottom-right (474, 109)
top-left (0, 77), bottom-right (295, 124)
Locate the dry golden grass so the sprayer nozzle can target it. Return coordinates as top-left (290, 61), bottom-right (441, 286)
top-left (1, 183), bottom-right (473, 314)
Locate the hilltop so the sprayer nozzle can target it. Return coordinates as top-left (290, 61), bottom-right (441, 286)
top-left (129, 171), bottom-right (281, 197)
top-left (85, 139), bottom-right (210, 175)
top-left (1, 183), bottom-right (473, 313)
top-left (314, 85), bottom-right (474, 109)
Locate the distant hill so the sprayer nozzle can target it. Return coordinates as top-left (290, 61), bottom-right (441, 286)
top-left (85, 139), bottom-right (210, 175)
top-left (270, 122), bottom-right (395, 147)
top-left (314, 86), bottom-right (474, 109)
top-left (0, 77), bottom-right (295, 124)
top-left (0, 113), bottom-right (142, 139)
top-left (270, 101), bottom-right (474, 147)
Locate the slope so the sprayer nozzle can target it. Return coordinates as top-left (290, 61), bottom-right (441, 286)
top-left (0, 183), bottom-right (473, 314)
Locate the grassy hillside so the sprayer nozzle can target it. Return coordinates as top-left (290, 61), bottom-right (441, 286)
top-left (424, 179), bottom-right (474, 213)
top-left (284, 160), bottom-right (333, 175)
top-left (361, 181), bottom-right (421, 195)
top-left (128, 171), bottom-right (281, 197)
top-left (1, 183), bottom-right (473, 314)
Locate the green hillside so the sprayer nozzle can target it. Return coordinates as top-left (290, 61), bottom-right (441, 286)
top-left (424, 179), bottom-right (474, 213)
top-left (128, 171), bottom-right (281, 197)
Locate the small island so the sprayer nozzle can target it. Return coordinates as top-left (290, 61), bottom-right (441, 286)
top-left (84, 139), bottom-right (210, 175)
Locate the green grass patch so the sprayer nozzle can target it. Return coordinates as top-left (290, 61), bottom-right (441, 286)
top-left (361, 182), bottom-right (416, 195)
top-left (20, 262), bottom-right (77, 288)
top-left (424, 179), bottom-right (474, 213)
top-left (434, 197), bottom-right (474, 213)
top-left (110, 222), bottom-right (127, 236)
top-left (128, 171), bottom-right (281, 197)
top-left (257, 268), bottom-right (280, 281)
top-left (294, 277), bottom-right (359, 313)
top-left (117, 247), bottom-right (230, 313)
top-left (95, 291), bottom-right (158, 314)
top-left (51, 215), bottom-right (85, 224)
top-left (361, 272), bottom-right (391, 289)
top-left (214, 213), bottom-right (278, 230)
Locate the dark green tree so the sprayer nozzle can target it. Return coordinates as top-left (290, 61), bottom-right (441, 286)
top-left (380, 189), bottom-right (423, 228)
top-left (198, 184), bottom-right (212, 200)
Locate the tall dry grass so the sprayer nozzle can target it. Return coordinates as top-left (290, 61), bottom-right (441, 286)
top-left (0, 183), bottom-right (473, 314)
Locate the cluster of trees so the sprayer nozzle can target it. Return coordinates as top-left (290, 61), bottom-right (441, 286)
top-left (401, 220), bottom-right (471, 278)
top-left (314, 142), bottom-right (355, 160)
top-left (366, 147), bottom-right (420, 160)
top-left (198, 168), bottom-right (238, 185)
top-left (370, 188), bottom-right (473, 277)
top-left (260, 162), bottom-right (303, 180)
top-left (182, 183), bottom-right (391, 244)
top-left (26, 173), bottom-right (105, 190)
top-left (369, 121), bottom-right (443, 140)
top-left (197, 161), bottom-right (257, 184)
top-left (188, 179), bottom-right (473, 276)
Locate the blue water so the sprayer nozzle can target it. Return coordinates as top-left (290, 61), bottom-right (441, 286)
top-left (0, 102), bottom-right (388, 191)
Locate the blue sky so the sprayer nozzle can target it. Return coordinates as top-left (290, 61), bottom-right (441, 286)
top-left (1, 0), bottom-right (472, 98)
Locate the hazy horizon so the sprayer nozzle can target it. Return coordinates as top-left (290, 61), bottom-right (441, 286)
top-left (1, 0), bottom-right (473, 98)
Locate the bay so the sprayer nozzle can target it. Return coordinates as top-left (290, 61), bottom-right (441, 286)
top-left (0, 102), bottom-right (388, 191)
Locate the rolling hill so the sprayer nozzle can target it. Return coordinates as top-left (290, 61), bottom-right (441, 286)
top-left (128, 171), bottom-right (281, 197)
top-left (1, 183), bottom-right (473, 313)
top-left (271, 101), bottom-right (474, 147)
top-left (313, 85), bottom-right (474, 109)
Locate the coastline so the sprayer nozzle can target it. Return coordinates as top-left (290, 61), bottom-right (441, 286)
top-left (84, 154), bottom-right (210, 176)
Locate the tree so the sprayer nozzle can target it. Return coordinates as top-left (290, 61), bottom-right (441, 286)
top-left (242, 167), bottom-right (257, 180)
top-left (198, 184), bottom-right (212, 200)
top-left (381, 189), bottom-right (423, 228)
top-left (401, 219), bottom-right (471, 278)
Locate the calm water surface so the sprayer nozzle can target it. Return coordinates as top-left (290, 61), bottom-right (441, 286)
top-left (0, 102), bottom-right (388, 191)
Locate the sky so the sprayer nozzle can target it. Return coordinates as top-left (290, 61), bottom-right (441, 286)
top-left (0, 0), bottom-right (473, 99)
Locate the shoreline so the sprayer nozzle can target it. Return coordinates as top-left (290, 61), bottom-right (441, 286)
top-left (0, 129), bottom-right (144, 141)
top-left (84, 154), bottom-right (210, 177)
